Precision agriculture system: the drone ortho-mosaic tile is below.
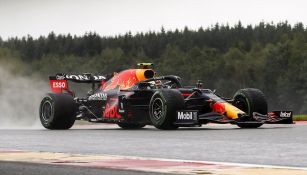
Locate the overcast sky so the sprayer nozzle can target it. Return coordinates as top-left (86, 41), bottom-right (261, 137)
top-left (0, 0), bottom-right (306, 39)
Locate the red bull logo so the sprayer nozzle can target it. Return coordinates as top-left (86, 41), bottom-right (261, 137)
top-left (102, 69), bottom-right (154, 90)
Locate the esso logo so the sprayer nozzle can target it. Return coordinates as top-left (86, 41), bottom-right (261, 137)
top-left (53, 82), bottom-right (66, 88)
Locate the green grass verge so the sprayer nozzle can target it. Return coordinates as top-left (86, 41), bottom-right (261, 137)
top-left (294, 115), bottom-right (307, 121)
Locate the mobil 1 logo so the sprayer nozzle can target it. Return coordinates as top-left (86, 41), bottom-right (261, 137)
top-left (176, 110), bottom-right (198, 123)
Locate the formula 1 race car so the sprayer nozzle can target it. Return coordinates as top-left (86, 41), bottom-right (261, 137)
top-left (39, 63), bottom-right (293, 130)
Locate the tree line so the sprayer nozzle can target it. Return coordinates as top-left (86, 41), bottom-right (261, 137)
top-left (0, 21), bottom-right (307, 113)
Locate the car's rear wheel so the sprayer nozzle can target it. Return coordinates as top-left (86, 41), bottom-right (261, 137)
top-left (233, 88), bottom-right (268, 128)
top-left (117, 123), bottom-right (146, 129)
top-left (39, 93), bottom-right (77, 130)
top-left (149, 89), bottom-right (184, 130)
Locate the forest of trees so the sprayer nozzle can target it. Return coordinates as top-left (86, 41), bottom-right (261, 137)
top-left (1, 21), bottom-right (307, 113)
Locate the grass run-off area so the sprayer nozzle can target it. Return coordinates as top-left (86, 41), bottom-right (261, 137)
top-left (294, 115), bottom-right (307, 121)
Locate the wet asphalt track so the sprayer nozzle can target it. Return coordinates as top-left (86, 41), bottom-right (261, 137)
top-left (0, 123), bottom-right (306, 168)
top-left (0, 161), bottom-right (170, 175)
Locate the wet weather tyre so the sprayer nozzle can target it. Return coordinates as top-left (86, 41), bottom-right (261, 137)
top-left (233, 88), bottom-right (268, 128)
top-left (237, 122), bottom-right (263, 128)
top-left (39, 93), bottom-right (77, 130)
top-left (117, 123), bottom-right (146, 129)
top-left (149, 89), bottom-right (185, 130)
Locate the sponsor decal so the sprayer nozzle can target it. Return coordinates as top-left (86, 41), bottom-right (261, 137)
top-left (118, 102), bottom-right (125, 113)
top-left (88, 93), bottom-right (107, 101)
top-left (118, 109), bottom-right (125, 113)
top-left (56, 75), bottom-right (65, 80)
top-left (49, 80), bottom-right (68, 93)
top-left (56, 74), bottom-right (106, 81)
top-left (103, 98), bottom-right (121, 119)
top-left (52, 81), bottom-right (67, 89)
top-left (93, 75), bottom-right (106, 80)
top-left (177, 111), bottom-right (198, 120)
top-left (178, 112), bottom-right (193, 120)
top-left (66, 74), bottom-right (90, 81)
top-left (280, 111), bottom-right (292, 118)
top-left (102, 70), bottom-right (140, 90)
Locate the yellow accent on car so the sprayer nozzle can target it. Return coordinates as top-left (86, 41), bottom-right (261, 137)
top-left (136, 69), bottom-right (151, 81)
top-left (224, 103), bottom-right (245, 119)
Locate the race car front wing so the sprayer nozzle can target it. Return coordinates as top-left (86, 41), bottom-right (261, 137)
top-left (174, 110), bottom-right (293, 126)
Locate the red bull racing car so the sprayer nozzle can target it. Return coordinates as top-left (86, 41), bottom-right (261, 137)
top-left (39, 63), bottom-right (293, 130)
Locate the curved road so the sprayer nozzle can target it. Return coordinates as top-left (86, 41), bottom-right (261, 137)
top-left (0, 123), bottom-right (306, 167)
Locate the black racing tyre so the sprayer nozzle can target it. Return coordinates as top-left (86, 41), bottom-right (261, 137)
top-left (117, 123), bottom-right (146, 129)
top-left (233, 88), bottom-right (268, 128)
top-left (39, 93), bottom-right (77, 130)
top-left (149, 89), bottom-right (185, 130)
top-left (237, 122), bottom-right (263, 128)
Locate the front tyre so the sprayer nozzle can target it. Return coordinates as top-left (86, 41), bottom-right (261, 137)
top-left (149, 89), bottom-right (184, 130)
top-left (117, 123), bottom-right (146, 129)
top-left (233, 88), bottom-right (268, 128)
top-left (39, 93), bottom-right (77, 130)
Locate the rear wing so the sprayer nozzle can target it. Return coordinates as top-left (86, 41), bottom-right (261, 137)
top-left (49, 73), bottom-right (106, 94)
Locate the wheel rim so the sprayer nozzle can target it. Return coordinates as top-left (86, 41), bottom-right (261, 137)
top-left (41, 101), bottom-right (52, 122)
top-left (235, 96), bottom-right (248, 113)
top-left (152, 98), bottom-right (164, 121)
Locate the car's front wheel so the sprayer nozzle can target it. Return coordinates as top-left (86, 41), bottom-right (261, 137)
top-left (233, 88), bottom-right (268, 128)
top-left (149, 89), bottom-right (184, 130)
top-left (117, 122), bottom-right (146, 129)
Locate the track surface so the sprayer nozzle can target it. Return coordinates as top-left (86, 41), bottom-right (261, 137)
top-left (0, 161), bottom-right (170, 175)
top-left (0, 124), bottom-right (306, 167)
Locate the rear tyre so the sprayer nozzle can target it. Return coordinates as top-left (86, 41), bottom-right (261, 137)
top-left (149, 89), bottom-right (185, 130)
top-left (39, 93), bottom-right (77, 130)
top-left (117, 123), bottom-right (146, 129)
top-left (233, 88), bottom-right (268, 128)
